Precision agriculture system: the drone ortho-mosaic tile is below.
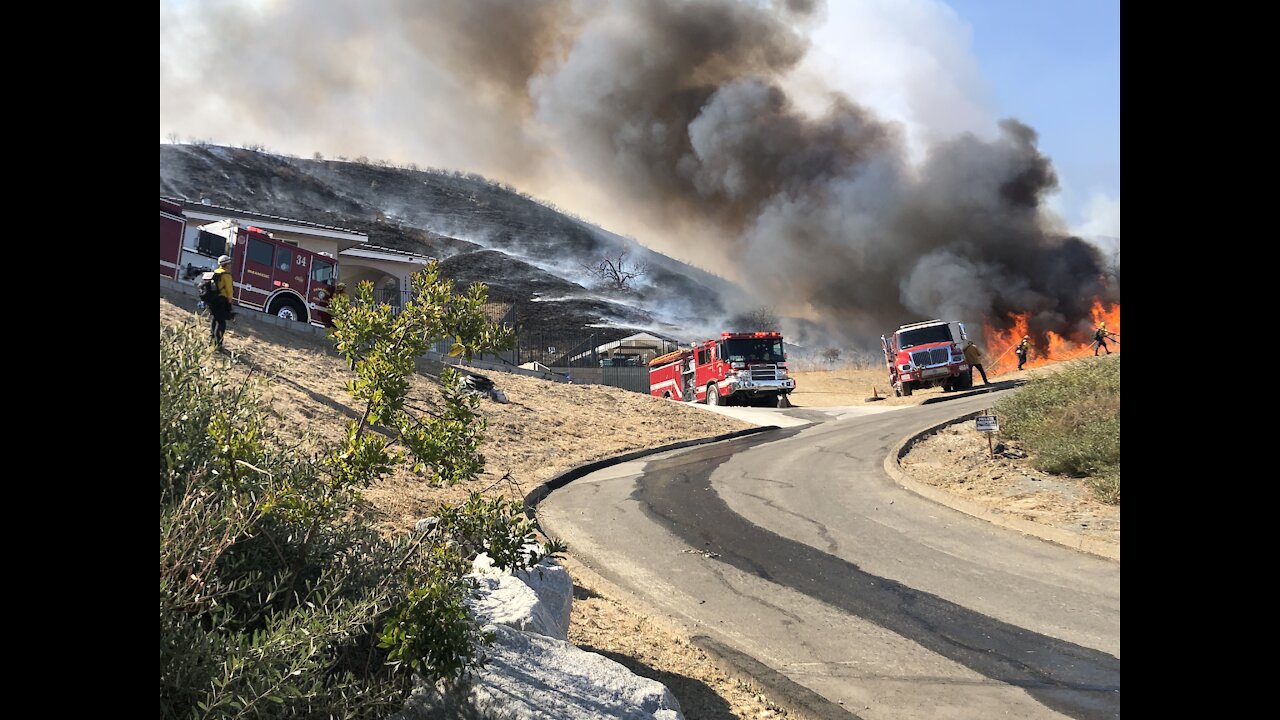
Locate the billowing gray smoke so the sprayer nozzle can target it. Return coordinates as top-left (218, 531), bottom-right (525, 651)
top-left (161, 0), bottom-right (1117, 347)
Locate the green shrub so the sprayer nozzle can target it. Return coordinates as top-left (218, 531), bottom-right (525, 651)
top-left (160, 264), bottom-right (560, 718)
top-left (160, 323), bottom-right (412, 718)
top-left (996, 356), bottom-right (1120, 503)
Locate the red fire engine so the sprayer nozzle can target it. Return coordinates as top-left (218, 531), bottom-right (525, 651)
top-left (650, 331), bottom-right (795, 408)
top-left (159, 201), bottom-right (340, 327)
top-left (881, 320), bottom-right (970, 396)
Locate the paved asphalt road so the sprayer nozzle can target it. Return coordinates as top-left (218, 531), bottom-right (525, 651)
top-left (537, 391), bottom-right (1120, 720)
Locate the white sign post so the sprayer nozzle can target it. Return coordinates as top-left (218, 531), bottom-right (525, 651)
top-left (975, 412), bottom-right (999, 458)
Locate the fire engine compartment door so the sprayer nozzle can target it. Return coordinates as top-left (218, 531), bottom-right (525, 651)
top-left (238, 235), bottom-right (276, 308)
top-left (274, 246), bottom-right (310, 293)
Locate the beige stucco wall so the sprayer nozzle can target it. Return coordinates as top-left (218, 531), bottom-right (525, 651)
top-left (279, 235), bottom-right (341, 260)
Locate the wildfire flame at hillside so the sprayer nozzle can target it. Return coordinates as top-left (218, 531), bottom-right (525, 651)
top-left (985, 300), bottom-right (1120, 376)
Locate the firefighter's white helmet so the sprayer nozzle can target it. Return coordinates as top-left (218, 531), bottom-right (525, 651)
top-left (218, 255), bottom-right (232, 266)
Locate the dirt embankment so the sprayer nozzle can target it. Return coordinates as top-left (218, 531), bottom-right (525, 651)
top-left (899, 422), bottom-right (1119, 548)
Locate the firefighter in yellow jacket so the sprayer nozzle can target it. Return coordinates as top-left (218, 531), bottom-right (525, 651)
top-left (1092, 322), bottom-right (1114, 356)
top-left (1015, 335), bottom-right (1031, 371)
top-left (210, 255), bottom-right (235, 351)
top-left (963, 340), bottom-right (989, 385)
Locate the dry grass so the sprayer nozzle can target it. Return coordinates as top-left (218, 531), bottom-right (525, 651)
top-left (995, 356), bottom-right (1121, 503)
top-left (788, 366), bottom-right (971, 407)
top-left (788, 358), bottom-right (1068, 409)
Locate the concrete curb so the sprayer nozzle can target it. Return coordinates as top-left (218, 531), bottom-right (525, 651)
top-left (523, 426), bottom-right (780, 516)
top-left (919, 379), bottom-right (1024, 404)
top-left (883, 411), bottom-right (1120, 563)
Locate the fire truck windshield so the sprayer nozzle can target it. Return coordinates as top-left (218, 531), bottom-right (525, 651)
top-left (311, 258), bottom-right (336, 284)
top-left (723, 339), bottom-right (785, 363)
top-left (898, 325), bottom-right (952, 349)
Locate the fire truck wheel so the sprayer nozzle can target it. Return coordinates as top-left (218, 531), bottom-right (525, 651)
top-left (705, 384), bottom-right (720, 406)
top-left (272, 299), bottom-right (306, 322)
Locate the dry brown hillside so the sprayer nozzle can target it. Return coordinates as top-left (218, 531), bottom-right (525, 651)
top-left (160, 292), bottom-right (797, 720)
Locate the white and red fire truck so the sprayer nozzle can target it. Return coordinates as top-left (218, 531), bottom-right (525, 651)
top-left (160, 201), bottom-right (340, 327)
top-left (650, 331), bottom-right (795, 408)
top-left (882, 320), bottom-right (971, 397)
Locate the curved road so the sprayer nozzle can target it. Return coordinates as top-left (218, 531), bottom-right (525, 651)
top-left (537, 392), bottom-right (1120, 720)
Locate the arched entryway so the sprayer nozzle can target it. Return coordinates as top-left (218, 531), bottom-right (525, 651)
top-left (342, 267), bottom-right (404, 309)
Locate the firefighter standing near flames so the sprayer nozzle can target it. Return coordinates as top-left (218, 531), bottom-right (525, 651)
top-left (964, 340), bottom-right (989, 385)
top-left (1015, 335), bottom-right (1031, 371)
top-left (1093, 322), bottom-right (1114, 356)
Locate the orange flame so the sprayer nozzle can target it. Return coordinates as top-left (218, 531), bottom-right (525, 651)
top-left (983, 300), bottom-right (1120, 376)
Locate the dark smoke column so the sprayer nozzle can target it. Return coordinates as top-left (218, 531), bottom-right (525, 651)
top-left (524, 0), bottom-right (1113, 347)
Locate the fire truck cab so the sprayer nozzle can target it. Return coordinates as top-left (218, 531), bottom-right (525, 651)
top-left (650, 331), bottom-right (795, 408)
top-left (168, 219), bottom-right (341, 327)
top-left (882, 320), bottom-right (970, 397)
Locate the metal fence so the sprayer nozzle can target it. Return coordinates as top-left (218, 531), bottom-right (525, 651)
top-left (370, 289), bottom-right (516, 326)
top-left (547, 366), bottom-right (651, 394)
top-left (515, 327), bottom-right (645, 368)
top-left (360, 295), bottom-right (661, 393)
top-left (605, 366), bottom-right (653, 394)
top-left (374, 288), bottom-right (409, 313)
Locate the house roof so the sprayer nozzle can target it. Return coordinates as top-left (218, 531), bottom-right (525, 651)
top-left (341, 244), bottom-right (435, 265)
top-left (568, 331), bottom-right (679, 362)
top-left (593, 331), bottom-right (678, 349)
top-left (164, 196), bottom-right (368, 248)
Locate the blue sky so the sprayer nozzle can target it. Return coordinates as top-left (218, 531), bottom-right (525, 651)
top-left (942, 0), bottom-right (1119, 232)
top-left (800, 0), bottom-right (1119, 239)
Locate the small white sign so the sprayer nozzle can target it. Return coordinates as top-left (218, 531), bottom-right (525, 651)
top-left (975, 415), bottom-right (999, 433)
